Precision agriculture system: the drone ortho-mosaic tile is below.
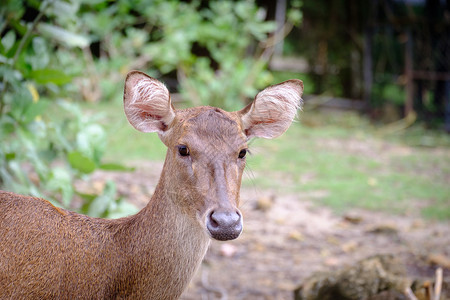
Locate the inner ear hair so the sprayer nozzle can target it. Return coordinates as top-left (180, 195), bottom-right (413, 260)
top-left (239, 79), bottom-right (303, 140)
top-left (123, 71), bottom-right (175, 134)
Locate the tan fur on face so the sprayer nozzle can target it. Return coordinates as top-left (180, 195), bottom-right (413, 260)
top-left (160, 107), bottom-right (247, 230)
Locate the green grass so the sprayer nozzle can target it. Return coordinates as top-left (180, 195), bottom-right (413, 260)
top-left (92, 101), bottom-right (450, 220)
top-left (243, 110), bottom-right (450, 220)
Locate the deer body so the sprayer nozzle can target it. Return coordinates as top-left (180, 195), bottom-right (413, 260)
top-left (0, 71), bottom-right (303, 299)
top-left (0, 187), bottom-right (209, 299)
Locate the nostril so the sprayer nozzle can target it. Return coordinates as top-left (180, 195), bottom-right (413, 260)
top-left (208, 211), bottom-right (220, 229)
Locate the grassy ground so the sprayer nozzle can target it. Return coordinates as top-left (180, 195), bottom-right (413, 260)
top-left (91, 101), bottom-right (450, 220)
top-left (245, 110), bottom-right (450, 220)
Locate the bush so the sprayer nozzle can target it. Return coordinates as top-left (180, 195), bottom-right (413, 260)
top-left (0, 0), bottom-right (136, 217)
top-left (142, 0), bottom-right (276, 110)
top-left (42, 0), bottom-right (277, 109)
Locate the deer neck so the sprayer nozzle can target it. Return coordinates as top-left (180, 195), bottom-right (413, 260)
top-left (114, 170), bottom-right (210, 298)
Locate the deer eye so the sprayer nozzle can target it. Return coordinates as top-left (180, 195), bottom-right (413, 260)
top-left (178, 145), bottom-right (190, 157)
top-left (238, 149), bottom-right (247, 159)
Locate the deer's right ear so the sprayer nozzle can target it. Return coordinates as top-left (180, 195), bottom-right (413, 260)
top-left (123, 71), bottom-right (175, 134)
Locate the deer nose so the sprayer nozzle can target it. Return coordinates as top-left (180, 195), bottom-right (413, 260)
top-left (206, 210), bottom-right (243, 241)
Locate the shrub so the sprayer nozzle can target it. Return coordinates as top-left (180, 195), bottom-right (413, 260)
top-left (0, 0), bottom-right (136, 217)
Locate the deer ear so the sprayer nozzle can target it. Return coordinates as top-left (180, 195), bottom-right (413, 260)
top-left (238, 79), bottom-right (303, 139)
top-left (123, 71), bottom-right (175, 134)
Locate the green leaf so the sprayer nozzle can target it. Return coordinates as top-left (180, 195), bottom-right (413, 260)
top-left (1, 31), bottom-right (16, 53)
top-left (29, 37), bottom-right (50, 70)
top-left (77, 191), bottom-right (97, 202)
top-left (46, 167), bottom-right (74, 206)
top-left (10, 88), bottom-right (33, 120)
top-left (5, 152), bottom-right (16, 160)
top-left (76, 124), bottom-right (106, 164)
top-left (23, 100), bottom-right (50, 123)
top-left (99, 163), bottom-right (135, 172)
top-left (30, 69), bottom-right (72, 85)
top-left (0, 54), bottom-right (11, 64)
top-left (0, 115), bottom-right (16, 136)
top-left (77, 191), bottom-right (97, 215)
top-left (49, 0), bottom-right (79, 23)
top-left (68, 151), bottom-right (96, 174)
top-left (37, 23), bottom-right (90, 48)
top-left (287, 9), bottom-right (303, 26)
top-left (88, 181), bottom-right (116, 218)
top-left (106, 200), bottom-right (138, 219)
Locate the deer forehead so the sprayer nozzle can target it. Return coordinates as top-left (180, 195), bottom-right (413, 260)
top-left (174, 107), bottom-right (247, 151)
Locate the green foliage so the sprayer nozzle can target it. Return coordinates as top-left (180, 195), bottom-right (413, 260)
top-left (371, 74), bottom-right (406, 107)
top-left (78, 181), bottom-right (138, 219)
top-left (48, 0), bottom-right (277, 109)
top-left (0, 0), bottom-right (135, 217)
top-left (143, 0), bottom-right (276, 110)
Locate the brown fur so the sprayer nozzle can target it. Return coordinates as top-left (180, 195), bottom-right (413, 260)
top-left (0, 188), bottom-right (209, 299)
top-left (0, 71), bottom-right (303, 299)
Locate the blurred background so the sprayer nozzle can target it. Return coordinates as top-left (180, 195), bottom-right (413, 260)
top-left (1, 0), bottom-right (449, 298)
top-left (1, 0), bottom-right (448, 218)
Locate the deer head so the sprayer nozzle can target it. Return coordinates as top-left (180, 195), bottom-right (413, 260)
top-left (123, 71), bottom-right (303, 241)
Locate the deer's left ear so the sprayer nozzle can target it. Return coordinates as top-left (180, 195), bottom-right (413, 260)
top-left (238, 80), bottom-right (303, 139)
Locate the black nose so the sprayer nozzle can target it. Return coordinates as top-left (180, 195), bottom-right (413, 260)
top-left (206, 210), bottom-right (243, 241)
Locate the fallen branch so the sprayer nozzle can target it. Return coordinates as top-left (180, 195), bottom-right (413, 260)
top-left (434, 268), bottom-right (443, 300)
top-left (424, 281), bottom-right (433, 300)
top-left (405, 286), bottom-right (418, 300)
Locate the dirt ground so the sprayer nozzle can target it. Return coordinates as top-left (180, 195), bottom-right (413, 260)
top-left (90, 159), bottom-right (449, 300)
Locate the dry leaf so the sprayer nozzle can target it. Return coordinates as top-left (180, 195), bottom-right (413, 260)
top-left (427, 253), bottom-right (450, 269)
top-left (93, 180), bottom-right (105, 193)
top-left (288, 230), bottom-right (304, 242)
top-left (367, 223), bottom-right (398, 235)
top-left (254, 195), bottom-right (275, 211)
top-left (341, 240), bottom-right (358, 253)
top-left (343, 214), bottom-right (363, 224)
top-left (327, 236), bottom-right (340, 245)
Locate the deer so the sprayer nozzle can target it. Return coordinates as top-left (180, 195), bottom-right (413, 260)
top-left (0, 71), bottom-right (303, 299)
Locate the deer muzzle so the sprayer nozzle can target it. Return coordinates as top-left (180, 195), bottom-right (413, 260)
top-left (206, 209), bottom-right (243, 241)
